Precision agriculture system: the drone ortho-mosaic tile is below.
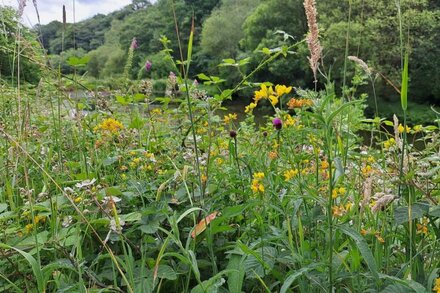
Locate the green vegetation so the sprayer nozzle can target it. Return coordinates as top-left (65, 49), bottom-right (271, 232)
top-left (0, 0), bottom-right (440, 292)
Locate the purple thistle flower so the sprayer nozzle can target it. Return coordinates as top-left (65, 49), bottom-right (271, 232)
top-left (145, 60), bottom-right (152, 72)
top-left (130, 38), bottom-right (138, 49)
top-left (273, 118), bottom-right (282, 130)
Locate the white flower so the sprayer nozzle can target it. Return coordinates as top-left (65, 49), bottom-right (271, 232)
top-left (75, 178), bottom-right (96, 189)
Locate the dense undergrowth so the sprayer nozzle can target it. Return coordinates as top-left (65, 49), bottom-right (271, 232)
top-left (1, 1), bottom-right (440, 292)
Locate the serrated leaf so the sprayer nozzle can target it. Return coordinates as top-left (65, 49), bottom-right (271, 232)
top-left (394, 203), bottom-right (429, 225)
top-left (156, 265), bottom-right (177, 280)
top-left (103, 156), bottom-right (118, 166)
top-left (0, 203), bottom-right (8, 213)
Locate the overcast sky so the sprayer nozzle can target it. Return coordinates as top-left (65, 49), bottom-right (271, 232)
top-left (1, 0), bottom-right (132, 26)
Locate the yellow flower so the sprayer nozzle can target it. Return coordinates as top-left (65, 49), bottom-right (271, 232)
top-left (284, 169), bottom-right (299, 181)
top-left (320, 160), bottom-right (329, 170)
top-left (332, 205), bottom-right (346, 217)
top-left (398, 124), bottom-right (411, 133)
top-left (254, 84), bottom-right (273, 103)
top-left (362, 165), bottom-right (372, 176)
top-left (283, 114), bottom-right (296, 127)
top-left (332, 189), bottom-right (339, 199)
top-left (245, 102), bottom-right (257, 113)
top-left (74, 196), bottom-right (82, 203)
top-left (94, 118), bottom-right (124, 134)
top-left (253, 172), bottom-right (265, 180)
top-left (275, 84), bottom-right (292, 96)
top-left (433, 278), bottom-right (440, 293)
top-left (34, 215), bottom-right (46, 224)
top-left (416, 217), bottom-right (429, 235)
top-left (374, 232), bottom-right (385, 244)
top-left (269, 95), bottom-right (279, 106)
top-left (384, 138), bottom-right (396, 150)
top-left (215, 157), bottom-right (224, 165)
top-left (25, 223), bottom-right (34, 234)
top-left (251, 179), bottom-right (265, 193)
top-left (201, 174), bottom-right (208, 184)
top-left (151, 108), bottom-right (162, 115)
top-left (338, 187), bottom-right (346, 195)
top-left (223, 113), bottom-right (238, 124)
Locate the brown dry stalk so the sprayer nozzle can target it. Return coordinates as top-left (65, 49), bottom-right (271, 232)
top-left (303, 0), bottom-right (322, 84)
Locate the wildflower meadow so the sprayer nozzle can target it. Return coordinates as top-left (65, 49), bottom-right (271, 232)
top-left (0, 0), bottom-right (439, 292)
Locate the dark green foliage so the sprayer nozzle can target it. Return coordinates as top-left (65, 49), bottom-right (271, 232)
top-left (0, 6), bottom-right (41, 83)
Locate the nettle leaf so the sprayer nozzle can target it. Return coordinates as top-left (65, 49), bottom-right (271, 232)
top-left (394, 202), bottom-right (430, 225)
top-left (429, 206), bottom-right (440, 218)
top-left (241, 245), bottom-right (277, 279)
top-left (156, 265), bottom-right (177, 280)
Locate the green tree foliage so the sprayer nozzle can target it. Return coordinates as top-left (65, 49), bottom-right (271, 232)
top-left (0, 6), bottom-right (41, 83)
top-left (200, 0), bottom-right (261, 59)
top-left (319, 0), bottom-right (440, 103)
top-left (35, 0), bottom-right (440, 103)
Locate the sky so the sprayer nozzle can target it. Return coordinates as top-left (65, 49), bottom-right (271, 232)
top-left (1, 0), bottom-right (132, 26)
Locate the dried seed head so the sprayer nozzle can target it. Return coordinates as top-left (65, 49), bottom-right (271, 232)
top-left (348, 56), bottom-right (372, 75)
top-left (303, 0), bottom-right (322, 83)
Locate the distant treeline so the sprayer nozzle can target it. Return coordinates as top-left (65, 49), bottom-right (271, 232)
top-left (1, 0), bottom-right (439, 104)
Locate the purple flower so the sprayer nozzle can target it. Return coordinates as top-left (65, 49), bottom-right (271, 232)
top-left (273, 118), bottom-right (282, 130)
top-left (130, 38), bottom-right (138, 49)
top-left (145, 60), bottom-right (152, 72)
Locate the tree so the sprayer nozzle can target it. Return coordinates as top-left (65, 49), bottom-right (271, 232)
top-left (0, 6), bottom-right (41, 83)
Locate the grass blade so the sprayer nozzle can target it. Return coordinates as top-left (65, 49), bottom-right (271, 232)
top-left (401, 51), bottom-right (409, 111)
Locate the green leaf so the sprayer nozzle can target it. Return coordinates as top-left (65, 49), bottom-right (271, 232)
top-left (394, 202), bottom-right (429, 225)
top-left (105, 186), bottom-right (123, 197)
top-left (429, 206), bottom-right (440, 218)
top-left (196, 73), bottom-right (210, 81)
top-left (379, 273), bottom-right (425, 293)
top-left (177, 207), bottom-right (203, 224)
top-left (227, 253), bottom-right (245, 293)
top-left (222, 58), bottom-right (236, 64)
top-left (0, 203), bottom-right (8, 213)
top-left (103, 156), bottom-right (119, 166)
top-left (280, 264), bottom-right (317, 293)
top-left (156, 265), bottom-right (177, 280)
top-left (0, 243), bottom-right (44, 292)
top-left (338, 225), bottom-right (379, 280)
top-left (401, 51), bottom-right (409, 111)
top-left (116, 95), bottom-right (130, 105)
top-left (186, 17), bottom-right (194, 72)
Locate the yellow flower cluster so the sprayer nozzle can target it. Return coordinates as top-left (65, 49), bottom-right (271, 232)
top-left (223, 113), bottom-right (238, 124)
top-left (245, 84), bottom-right (292, 113)
top-left (332, 187), bottom-right (346, 199)
top-left (360, 228), bottom-right (385, 243)
top-left (433, 278), bottom-right (440, 293)
top-left (94, 118), bottom-right (124, 134)
top-left (287, 98), bottom-right (313, 109)
top-left (416, 217), bottom-right (429, 236)
top-left (284, 169), bottom-right (299, 181)
top-left (251, 172), bottom-right (265, 193)
top-left (283, 114), bottom-right (297, 127)
top-left (24, 215), bottom-right (46, 234)
top-left (383, 138), bottom-right (396, 150)
top-left (397, 123), bottom-right (411, 133)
